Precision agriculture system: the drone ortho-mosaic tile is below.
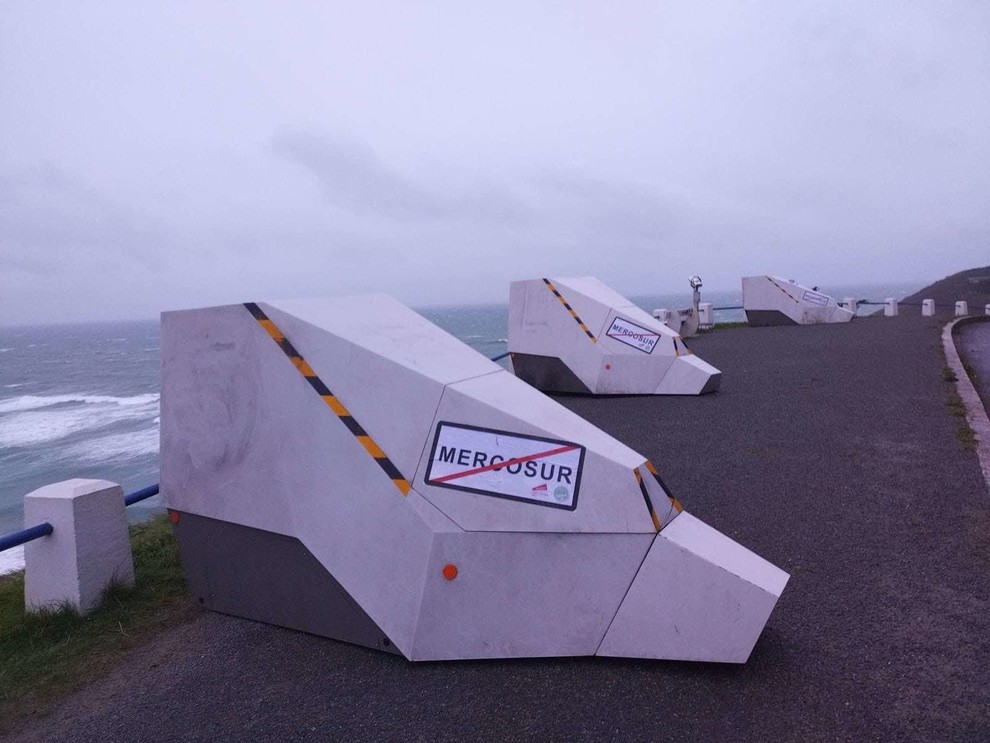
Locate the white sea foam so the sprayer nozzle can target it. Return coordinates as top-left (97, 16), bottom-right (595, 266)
top-left (0, 393), bottom-right (158, 415)
top-left (0, 393), bottom-right (160, 448)
top-left (3, 383), bottom-right (27, 388)
top-left (66, 425), bottom-right (159, 463)
top-left (0, 348), bottom-right (12, 353)
top-left (0, 545), bottom-right (24, 575)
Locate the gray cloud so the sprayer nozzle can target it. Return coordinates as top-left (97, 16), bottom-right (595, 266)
top-left (271, 129), bottom-right (530, 225)
top-left (0, 1), bottom-right (987, 324)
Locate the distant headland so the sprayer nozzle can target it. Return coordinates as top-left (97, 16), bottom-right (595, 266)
top-left (905, 265), bottom-right (990, 309)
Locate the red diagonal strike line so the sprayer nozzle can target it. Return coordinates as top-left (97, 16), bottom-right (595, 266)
top-left (431, 445), bottom-right (579, 483)
top-left (607, 329), bottom-right (659, 338)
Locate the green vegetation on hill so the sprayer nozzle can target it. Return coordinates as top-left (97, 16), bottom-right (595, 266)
top-left (0, 515), bottom-right (196, 732)
top-left (905, 265), bottom-right (990, 310)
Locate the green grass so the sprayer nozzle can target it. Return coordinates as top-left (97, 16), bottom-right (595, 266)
top-left (0, 514), bottom-right (196, 731)
top-left (709, 321), bottom-right (749, 331)
top-left (947, 389), bottom-right (967, 417)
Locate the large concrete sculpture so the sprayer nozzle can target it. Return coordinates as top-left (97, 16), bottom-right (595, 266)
top-left (162, 295), bottom-right (786, 662)
top-left (742, 275), bottom-right (854, 326)
top-left (508, 277), bottom-right (721, 395)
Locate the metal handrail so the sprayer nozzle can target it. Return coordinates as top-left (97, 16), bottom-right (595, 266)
top-left (0, 522), bottom-right (54, 553)
top-left (0, 483), bottom-right (160, 554)
top-left (124, 483), bottom-right (160, 506)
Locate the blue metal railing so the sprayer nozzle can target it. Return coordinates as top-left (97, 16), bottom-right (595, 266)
top-left (124, 483), bottom-right (160, 507)
top-left (0, 483), bottom-right (160, 554)
top-left (0, 522), bottom-right (54, 553)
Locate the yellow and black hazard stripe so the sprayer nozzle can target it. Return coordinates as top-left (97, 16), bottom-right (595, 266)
top-left (635, 460), bottom-right (683, 532)
top-left (767, 277), bottom-right (799, 304)
top-left (543, 278), bottom-right (597, 343)
top-left (646, 460), bottom-right (682, 514)
top-left (244, 302), bottom-right (411, 496)
top-left (635, 469), bottom-right (662, 532)
top-left (672, 337), bottom-right (693, 357)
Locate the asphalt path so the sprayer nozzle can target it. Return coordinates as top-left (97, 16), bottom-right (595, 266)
top-left (9, 312), bottom-right (990, 742)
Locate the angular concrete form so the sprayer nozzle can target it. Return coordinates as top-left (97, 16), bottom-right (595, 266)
top-left (508, 277), bottom-right (721, 395)
top-left (162, 295), bottom-right (786, 662)
top-left (743, 275), bottom-right (854, 326)
top-left (24, 479), bottom-right (134, 614)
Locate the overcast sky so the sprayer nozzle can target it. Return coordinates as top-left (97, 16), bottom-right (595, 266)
top-left (1, 2), bottom-right (988, 325)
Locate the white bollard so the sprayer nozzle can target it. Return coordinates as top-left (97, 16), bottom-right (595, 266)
top-left (985, 304), bottom-right (990, 316)
top-left (955, 301), bottom-right (969, 317)
top-left (842, 297), bottom-right (858, 313)
top-left (698, 302), bottom-right (714, 328)
top-left (922, 299), bottom-right (935, 316)
top-left (24, 479), bottom-right (134, 614)
top-left (884, 298), bottom-right (898, 317)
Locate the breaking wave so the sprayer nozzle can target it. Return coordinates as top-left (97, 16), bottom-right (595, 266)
top-left (0, 393), bottom-right (160, 449)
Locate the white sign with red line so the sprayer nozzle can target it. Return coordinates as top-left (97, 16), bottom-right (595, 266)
top-left (425, 422), bottom-right (585, 509)
top-left (801, 290), bottom-right (829, 307)
top-left (605, 316), bottom-right (660, 354)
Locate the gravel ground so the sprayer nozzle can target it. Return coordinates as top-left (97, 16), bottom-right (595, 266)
top-left (8, 312), bottom-right (989, 743)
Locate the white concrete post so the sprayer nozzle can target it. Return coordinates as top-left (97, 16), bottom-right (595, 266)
top-left (698, 302), bottom-right (714, 328)
top-left (24, 479), bottom-right (134, 614)
top-left (842, 297), bottom-right (857, 313)
top-left (884, 298), bottom-right (898, 317)
top-left (955, 301), bottom-right (969, 317)
top-left (922, 299), bottom-right (935, 316)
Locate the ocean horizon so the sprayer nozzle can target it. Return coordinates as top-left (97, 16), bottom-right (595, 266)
top-left (0, 279), bottom-right (924, 573)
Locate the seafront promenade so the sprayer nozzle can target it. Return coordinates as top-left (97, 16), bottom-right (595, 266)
top-left (8, 312), bottom-right (989, 742)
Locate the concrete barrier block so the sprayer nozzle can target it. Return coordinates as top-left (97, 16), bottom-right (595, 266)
top-left (163, 295), bottom-right (785, 662)
top-left (509, 278), bottom-right (720, 395)
top-left (24, 479), bottom-right (134, 614)
top-left (884, 298), bottom-right (898, 317)
top-left (956, 301), bottom-right (969, 317)
top-left (922, 299), bottom-right (935, 316)
top-left (741, 276), bottom-right (853, 326)
top-left (698, 302), bottom-right (714, 328)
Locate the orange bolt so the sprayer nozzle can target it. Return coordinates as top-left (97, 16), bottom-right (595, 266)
top-left (169, 511), bottom-right (180, 524)
top-left (605, 363), bottom-right (612, 370)
top-left (442, 563), bottom-right (458, 580)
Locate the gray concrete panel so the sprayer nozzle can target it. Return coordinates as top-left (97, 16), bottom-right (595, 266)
top-left (262, 296), bottom-right (503, 483)
top-left (171, 510), bottom-right (400, 655)
top-left (410, 531), bottom-right (653, 660)
top-left (509, 353), bottom-right (593, 394)
top-left (161, 304), bottom-right (303, 537)
top-left (745, 309), bottom-right (799, 327)
top-left (414, 371), bottom-right (656, 533)
top-left (598, 513), bottom-right (788, 662)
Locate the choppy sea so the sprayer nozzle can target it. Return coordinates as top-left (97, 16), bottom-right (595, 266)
top-left (0, 281), bottom-right (921, 572)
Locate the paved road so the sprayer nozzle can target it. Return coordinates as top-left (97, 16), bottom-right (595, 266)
top-left (10, 313), bottom-right (990, 742)
top-left (957, 319), bottom-right (990, 410)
